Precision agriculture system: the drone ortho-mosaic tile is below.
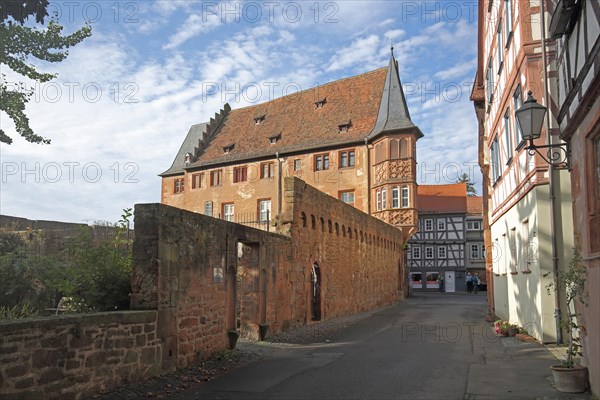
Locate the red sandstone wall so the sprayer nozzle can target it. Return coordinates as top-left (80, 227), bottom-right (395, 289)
top-left (0, 311), bottom-right (161, 400)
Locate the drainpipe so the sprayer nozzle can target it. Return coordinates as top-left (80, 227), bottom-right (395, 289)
top-left (540, 0), bottom-right (562, 345)
top-left (365, 138), bottom-right (371, 215)
top-left (276, 152), bottom-right (283, 222)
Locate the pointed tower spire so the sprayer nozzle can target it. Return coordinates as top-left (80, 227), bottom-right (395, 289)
top-left (369, 51), bottom-right (423, 139)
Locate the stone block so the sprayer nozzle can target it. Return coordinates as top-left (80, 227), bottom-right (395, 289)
top-left (31, 349), bottom-right (59, 369)
top-left (124, 350), bottom-right (139, 364)
top-left (84, 351), bottom-right (106, 368)
top-left (6, 364), bottom-right (28, 378)
top-left (140, 347), bottom-right (156, 365)
top-left (14, 376), bottom-right (34, 389)
top-left (38, 367), bottom-right (63, 385)
top-left (1, 389), bottom-right (44, 400)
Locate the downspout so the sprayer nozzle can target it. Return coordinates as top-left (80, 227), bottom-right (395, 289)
top-left (540, 0), bottom-right (563, 344)
top-left (364, 138), bottom-right (371, 215)
top-left (276, 152), bottom-right (283, 224)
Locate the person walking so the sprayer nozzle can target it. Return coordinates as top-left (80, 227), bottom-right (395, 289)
top-left (466, 271), bottom-right (474, 293)
top-left (473, 273), bottom-right (480, 294)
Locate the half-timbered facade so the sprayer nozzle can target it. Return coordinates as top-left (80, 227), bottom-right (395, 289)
top-left (472, 0), bottom-right (574, 343)
top-left (552, 0), bottom-right (600, 395)
top-left (160, 53), bottom-right (422, 240)
top-left (407, 184), bottom-right (484, 292)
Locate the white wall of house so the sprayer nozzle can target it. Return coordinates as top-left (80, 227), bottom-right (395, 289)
top-left (491, 176), bottom-right (573, 343)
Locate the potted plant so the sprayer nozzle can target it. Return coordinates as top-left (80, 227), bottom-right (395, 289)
top-left (545, 250), bottom-right (589, 393)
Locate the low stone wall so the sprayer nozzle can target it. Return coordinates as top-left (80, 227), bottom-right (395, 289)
top-left (0, 311), bottom-right (161, 400)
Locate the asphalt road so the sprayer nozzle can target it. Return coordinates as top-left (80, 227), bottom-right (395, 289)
top-left (167, 292), bottom-right (591, 400)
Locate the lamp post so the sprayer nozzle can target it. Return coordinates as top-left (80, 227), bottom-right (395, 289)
top-left (515, 91), bottom-right (571, 169)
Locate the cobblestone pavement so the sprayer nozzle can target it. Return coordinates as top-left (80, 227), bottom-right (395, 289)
top-left (93, 307), bottom-right (386, 400)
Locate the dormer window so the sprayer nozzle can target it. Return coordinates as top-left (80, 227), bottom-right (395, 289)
top-left (315, 97), bottom-right (326, 108)
top-left (269, 133), bottom-right (281, 144)
top-left (223, 143), bottom-right (234, 154)
top-left (254, 114), bottom-right (265, 124)
top-left (184, 152), bottom-right (192, 165)
top-left (338, 119), bottom-right (352, 133)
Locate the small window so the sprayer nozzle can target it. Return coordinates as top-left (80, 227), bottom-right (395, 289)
top-left (424, 219), bottom-right (433, 231)
top-left (381, 188), bottom-right (387, 209)
top-left (425, 246), bottom-right (434, 259)
top-left (233, 166), bottom-right (248, 183)
top-left (293, 159), bottom-right (302, 171)
top-left (339, 150), bottom-right (356, 168)
top-left (314, 154), bottom-right (329, 171)
top-left (191, 173), bottom-right (203, 189)
top-left (269, 133), bottom-right (281, 144)
top-left (504, 109), bottom-right (513, 164)
top-left (412, 246), bottom-right (421, 259)
top-left (497, 21), bottom-right (504, 73)
top-left (223, 144), bottom-right (234, 154)
top-left (315, 98), bottom-right (326, 108)
top-left (260, 162), bottom-right (275, 179)
top-left (401, 186), bottom-right (409, 208)
top-left (338, 119), bottom-right (351, 133)
top-left (509, 228), bottom-right (517, 273)
top-left (505, 0), bottom-right (513, 43)
top-left (339, 191), bottom-right (355, 206)
top-left (376, 189), bottom-right (382, 211)
top-left (204, 201), bottom-right (213, 217)
top-left (467, 220), bottom-right (482, 231)
top-left (486, 57), bottom-right (494, 108)
top-left (174, 178), bottom-right (185, 193)
top-left (471, 244), bottom-right (480, 259)
top-left (513, 85), bottom-right (523, 146)
top-left (254, 114), bottom-right (265, 124)
top-left (437, 219), bottom-right (446, 231)
top-left (210, 170), bottom-right (222, 186)
top-left (223, 203), bottom-right (234, 222)
top-left (438, 246), bottom-right (447, 259)
top-left (392, 187), bottom-right (400, 208)
top-left (258, 199), bottom-right (271, 222)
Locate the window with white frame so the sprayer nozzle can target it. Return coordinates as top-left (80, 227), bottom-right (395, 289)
top-left (412, 246), bottom-right (421, 259)
top-left (392, 186), bottom-right (400, 208)
top-left (513, 85), bottom-right (523, 146)
top-left (504, 109), bottom-right (513, 164)
top-left (505, 0), bottom-right (513, 43)
top-left (223, 203), bottom-right (234, 222)
top-left (491, 137), bottom-right (501, 183)
top-left (471, 244), bottom-right (480, 259)
top-left (509, 228), bottom-right (517, 272)
top-left (425, 246), bottom-right (434, 259)
top-left (467, 220), bottom-right (482, 230)
top-left (204, 201), bottom-right (213, 217)
top-left (401, 185), bottom-right (409, 208)
top-left (521, 219), bottom-right (531, 271)
top-left (497, 21), bottom-right (504, 72)
top-left (438, 245), bottom-right (446, 259)
top-left (376, 189), bottom-right (382, 211)
top-left (486, 58), bottom-right (494, 105)
top-left (258, 199), bottom-right (271, 222)
top-left (424, 219), bottom-right (433, 231)
top-left (381, 188), bottom-right (387, 209)
top-left (437, 218), bottom-right (446, 231)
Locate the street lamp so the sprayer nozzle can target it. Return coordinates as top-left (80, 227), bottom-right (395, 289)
top-left (515, 91), bottom-right (571, 169)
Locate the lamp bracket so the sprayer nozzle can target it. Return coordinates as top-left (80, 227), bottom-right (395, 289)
top-left (526, 140), bottom-right (571, 170)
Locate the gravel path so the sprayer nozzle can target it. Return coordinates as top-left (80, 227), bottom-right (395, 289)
top-left (93, 306), bottom-right (387, 399)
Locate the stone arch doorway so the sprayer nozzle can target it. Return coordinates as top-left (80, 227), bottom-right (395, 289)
top-left (311, 263), bottom-right (322, 321)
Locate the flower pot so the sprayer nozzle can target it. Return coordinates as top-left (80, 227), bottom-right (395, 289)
top-left (551, 364), bottom-right (587, 393)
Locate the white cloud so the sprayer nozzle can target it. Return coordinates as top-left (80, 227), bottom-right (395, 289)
top-left (435, 59), bottom-right (477, 80)
top-left (325, 35), bottom-right (380, 72)
top-left (163, 13), bottom-right (222, 49)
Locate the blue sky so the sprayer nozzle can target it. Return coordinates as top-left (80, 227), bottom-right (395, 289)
top-left (1, 1), bottom-right (480, 224)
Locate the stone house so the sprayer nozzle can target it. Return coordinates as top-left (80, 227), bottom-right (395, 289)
top-left (160, 53), bottom-right (422, 240)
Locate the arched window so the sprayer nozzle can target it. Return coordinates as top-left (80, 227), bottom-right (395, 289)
top-left (401, 185), bottom-right (410, 208)
top-left (348, 227), bottom-right (352, 239)
top-left (381, 188), bottom-right (387, 209)
top-left (311, 215), bottom-right (316, 229)
top-left (320, 217), bottom-right (325, 232)
top-left (328, 220), bottom-right (332, 234)
top-left (376, 189), bottom-right (382, 211)
top-left (392, 186), bottom-right (400, 208)
top-left (342, 225), bottom-right (346, 237)
top-left (390, 139), bottom-right (399, 159)
top-left (375, 142), bottom-right (387, 163)
top-left (400, 139), bottom-right (408, 158)
top-left (301, 212), bottom-right (307, 227)
top-left (335, 223), bottom-right (339, 235)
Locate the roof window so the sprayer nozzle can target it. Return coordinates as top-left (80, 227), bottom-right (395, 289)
top-left (315, 97), bottom-right (327, 108)
top-left (269, 133), bottom-right (281, 144)
top-left (254, 114), bottom-right (265, 124)
top-left (338, 119), bottom-right (352, 133)
top-left (223, 143), bottom-right (235, 153)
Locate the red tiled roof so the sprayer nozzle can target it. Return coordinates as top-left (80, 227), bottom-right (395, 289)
top-left (467, 196), bottom-right (483, 215)
top-left (417, 183), bottom-right (467, 213)
top-left (191, 68), bottom-right (388, 166)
